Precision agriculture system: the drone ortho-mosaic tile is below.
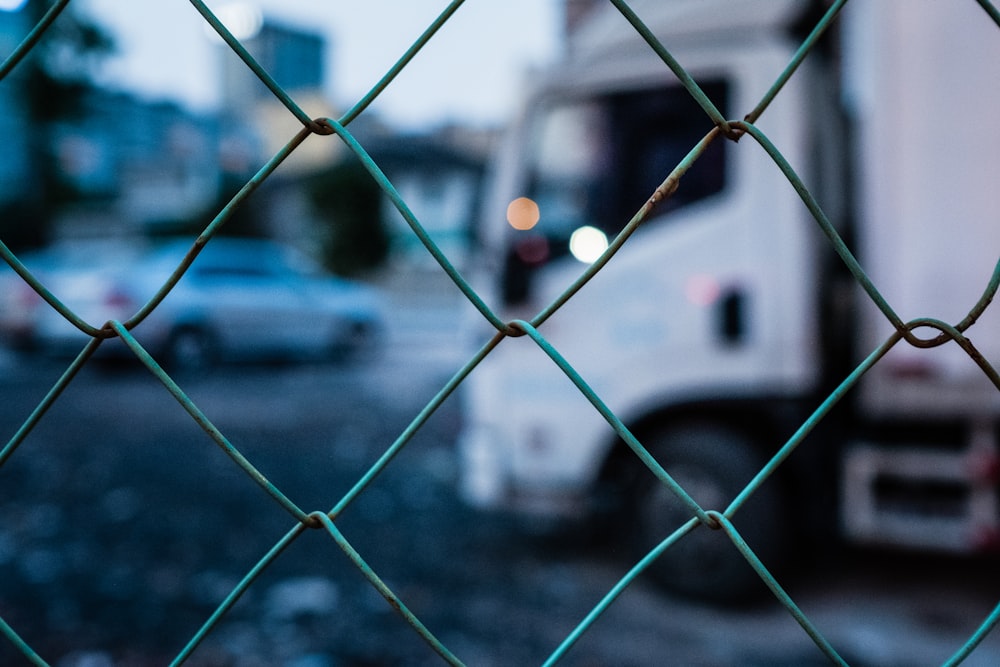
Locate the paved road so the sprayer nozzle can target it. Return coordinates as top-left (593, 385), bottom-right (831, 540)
top-left (1, 345), bottom-right (999, 666)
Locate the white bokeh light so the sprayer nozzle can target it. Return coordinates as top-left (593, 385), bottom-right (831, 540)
top-left (204, 3), bottom-right (263, 42)
top-left (569, 226), bottom-right (609, 264)
top-left (0, 0), bottom-right (28, 12)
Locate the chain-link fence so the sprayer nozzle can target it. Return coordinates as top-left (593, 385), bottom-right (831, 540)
top-left (2, 0), bottom-right (1000, 664)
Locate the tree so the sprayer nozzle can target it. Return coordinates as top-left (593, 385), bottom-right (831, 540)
top-left (0, 1), bottom-right (114, 249)
top-left (306, 158), bottom-right (390, 277)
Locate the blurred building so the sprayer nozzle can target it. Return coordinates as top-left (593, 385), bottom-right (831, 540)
top-left (218, 16), bottom-right (340, 175)
top-left (0, 7), bottom-right (35, 207)
top-left (564, 0), bottom-right (603, 40)
top-left (220, 19), bottom-right (325, 104)
top-left (0, 4), bottom-right (227, 240)
top-left (101, 96), bottom-right (222, 233)
top-left (0, 5), bottom-right (487, 278)
top-left (367, 134), bottom-right (486, 271)
top-left (45, 90), bottom-right (223, 238)
top-left (215, 14), bottom-right (489, 274)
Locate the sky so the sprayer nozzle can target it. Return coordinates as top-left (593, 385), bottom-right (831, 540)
top-left (75, 0), bottom-right (564, 131)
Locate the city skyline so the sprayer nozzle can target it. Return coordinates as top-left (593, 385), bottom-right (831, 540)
top-left (78, 0), bottom-right (564, 131)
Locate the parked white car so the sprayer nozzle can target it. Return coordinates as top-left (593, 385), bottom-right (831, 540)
top-left (2, 237), bottom-right (386, 370)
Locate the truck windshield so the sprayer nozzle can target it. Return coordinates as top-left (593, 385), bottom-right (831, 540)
top-left (501, 79), bottom-right (729, 305)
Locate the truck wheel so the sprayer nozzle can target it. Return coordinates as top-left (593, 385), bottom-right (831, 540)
top-left (631, 421), bottom-right (786, 603)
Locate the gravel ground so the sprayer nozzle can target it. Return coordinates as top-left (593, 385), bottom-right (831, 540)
top-left (2, 351), bottom-right (1000, 666)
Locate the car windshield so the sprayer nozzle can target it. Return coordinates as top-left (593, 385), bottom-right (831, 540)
top-left (501, 79), bottom-right (729, 305)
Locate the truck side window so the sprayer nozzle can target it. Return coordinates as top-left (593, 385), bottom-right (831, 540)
top-left (502, 79), bottom-right (729, 306)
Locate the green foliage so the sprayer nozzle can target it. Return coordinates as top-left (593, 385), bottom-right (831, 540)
top-left (1, 1), bottom-right (116, 245)
top-left (0, 200), bottom-right (47, 252)
top-left (23, 0), bottom-right (115, 122)
top-left (307, 159), bottom-right (390, 277)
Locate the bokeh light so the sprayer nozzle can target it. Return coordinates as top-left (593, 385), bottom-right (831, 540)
top-left (569, 226), bottom-right (608, 264)
top-left (506, 196), bottom-right (540, 230)
top-left (685, 274), bottom-right (722, 306)
top-left (204, 3), bottom-right (263, 41)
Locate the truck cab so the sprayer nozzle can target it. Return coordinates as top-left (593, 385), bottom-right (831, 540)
top-left (458, 0), bottom-right (1000, 601)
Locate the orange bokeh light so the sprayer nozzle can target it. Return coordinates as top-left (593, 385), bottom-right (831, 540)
top-left (506, 197), bottom-right (540, 230)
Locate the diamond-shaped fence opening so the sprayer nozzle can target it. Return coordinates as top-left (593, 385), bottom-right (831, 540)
top-left (1, 0), bottom-right (1000, 665)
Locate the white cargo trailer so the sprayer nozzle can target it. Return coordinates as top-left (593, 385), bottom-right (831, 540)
top-left (458, 0), bottom-right (1000, 600)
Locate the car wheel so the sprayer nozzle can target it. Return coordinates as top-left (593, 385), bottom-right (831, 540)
top-left (330, 320), bottom-right (380, 362)
top-left (162, 326), bottom-right (217, 374)
top-left (630, 421), bottom-right (787, 603)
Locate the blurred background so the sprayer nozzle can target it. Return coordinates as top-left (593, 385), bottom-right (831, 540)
top-left (0, 0), bottom-right (561, 269)
top-left (1, 1), bottom-right (1000, 666)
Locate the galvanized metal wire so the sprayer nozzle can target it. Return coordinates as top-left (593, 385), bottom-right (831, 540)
top-left (1, 0), bottom-right (1000, 664)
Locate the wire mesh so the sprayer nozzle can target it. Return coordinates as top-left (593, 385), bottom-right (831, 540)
top-left (1, 0), bottom-right (999, 664)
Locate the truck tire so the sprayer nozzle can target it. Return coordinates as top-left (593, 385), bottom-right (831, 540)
top-left (631, 421), bottom-right (787, 603)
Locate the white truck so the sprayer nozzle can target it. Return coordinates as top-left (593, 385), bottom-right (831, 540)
top-left (457, 0), bottom-right (1000, 601)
